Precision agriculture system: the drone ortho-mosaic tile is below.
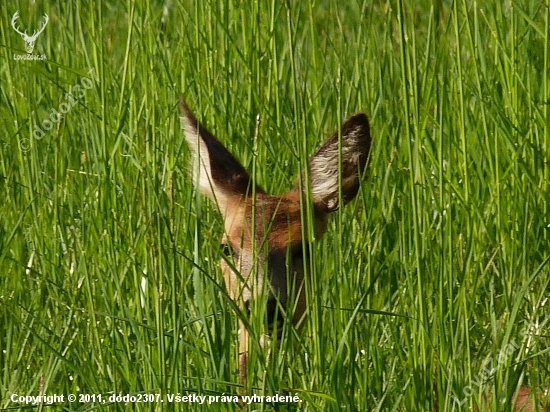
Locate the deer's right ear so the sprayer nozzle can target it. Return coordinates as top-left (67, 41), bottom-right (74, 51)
top-left (304, 113), bottom-right (371, 213)
top-left (180, 97), bottom-right (258, 214)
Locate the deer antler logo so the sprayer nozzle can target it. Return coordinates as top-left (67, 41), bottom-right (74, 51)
top-left (11, 11), bottom-right (49, 54)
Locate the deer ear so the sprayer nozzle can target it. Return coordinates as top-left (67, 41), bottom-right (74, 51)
top-left (302, 113), bottom-right (371, 213)
top-left (180, 97), bottom-right (259, 214)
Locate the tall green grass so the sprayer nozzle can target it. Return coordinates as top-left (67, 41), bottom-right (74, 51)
top-left (1, 0), bottom-right (549, 411)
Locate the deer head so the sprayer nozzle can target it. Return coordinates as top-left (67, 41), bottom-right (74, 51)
top-left (180, 97), bottom-right (371, 381)
top-left (11, 11), bottom-right (49, 54)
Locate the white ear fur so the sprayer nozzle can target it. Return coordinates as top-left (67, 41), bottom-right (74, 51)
top-left (180, 107), bottom-right (223, 208)
top-left (306, 113), bottom-right (371, 213)
top-left (181, 97), bottom-right (370, 216)
top-left (180, 97), bottom-right (260, 216)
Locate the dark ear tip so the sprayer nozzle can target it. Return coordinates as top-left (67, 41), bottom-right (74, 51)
top-left (341, 113), bottom-right (371, 150)
top-left (179, 96), bottom-right (189, 114)
top-left (345, 112), bottom-right (370, 132)
top-left (179, 96), bottom-right (197, 126)
top-left (351, 112), bottom-right (369, 122)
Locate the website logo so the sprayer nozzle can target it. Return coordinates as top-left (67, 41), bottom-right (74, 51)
top-left (11, 11), bottom-right (48, 54)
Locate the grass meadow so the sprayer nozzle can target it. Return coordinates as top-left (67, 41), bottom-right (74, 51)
top-left (1, 0), bottom-right (549, 410)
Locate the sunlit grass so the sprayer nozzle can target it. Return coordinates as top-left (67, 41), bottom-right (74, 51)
top-left (1, 0), bottom-right (549, 411)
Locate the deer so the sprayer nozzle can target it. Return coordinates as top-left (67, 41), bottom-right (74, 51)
top-left (474, 386), bottom-right (549, 412)
top-left (11, 11), bottom-right (49, 54)
top-left (180, 97), bottom-right (372, 385)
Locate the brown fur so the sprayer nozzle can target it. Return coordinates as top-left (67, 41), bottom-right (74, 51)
top-left (474, 386), bottom-right (549, 412)
top-left (181, 97), bottom-right (371, 386)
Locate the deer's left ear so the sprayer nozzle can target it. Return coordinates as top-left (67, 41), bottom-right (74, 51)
top-left (300, 113), bottom-right (371, 213)
top-left (180, 97), bottom-right (262, 215)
